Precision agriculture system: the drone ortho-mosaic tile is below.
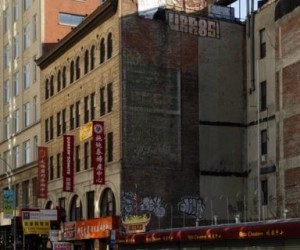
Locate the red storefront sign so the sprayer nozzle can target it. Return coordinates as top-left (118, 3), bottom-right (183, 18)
top-left (63, 135), bottom-right (74, 192)
top-left (75, 216), bottom-right (118, 240)
top-left (92, 121), bottom-right (105, 184)
top-left (37, 147), bottom-right (48, 198)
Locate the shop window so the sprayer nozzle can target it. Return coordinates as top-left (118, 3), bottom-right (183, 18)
top-left (100, 188), bottom-right (116, 217)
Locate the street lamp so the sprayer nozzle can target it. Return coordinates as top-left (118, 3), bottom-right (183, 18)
top-left (0, 157), bottom-right (17, 250)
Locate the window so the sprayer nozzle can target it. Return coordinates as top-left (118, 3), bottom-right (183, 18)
top-left (107, 83), bottom-right (113, 112)
top-left (91, 45), bottom-right (95, 70)
top-left (23, 0), bottom-right (30, 11)
top-left (107, 32), bottom-right (113, 59)
top-left (84, 142), bottom-right (89, 169)
top-left (4, 80), bottom-right (10, 103)
top-left (50, 156), bottom-right (54, 180)
top-left (260, 28), bottom-right (266, 59)
top-left (107, 132), bottom-right (113, 162)
top-left (13, 35), bottom-right (19, 59)
top-left (59, 197), bottom-right (66, 209)
top-left (260, 81), bottom-right (267, 111)
top-left (3, 151), bottom-right (10, 173)
top-left (76, 101), bottom-right (80, 128)
top-left (23, 23), bottom-right (30, 50)
top-left (13, 109), bottom-right (20, 133)
top-left (24, 102), bottom-right (30, 128)
top-left (261, 180), bottom-right (268, 205)
top-left (13, 72), bottom-right (20, 96)
top-left (59, 13), bottom-right (85, 26)
top-left (13, 145), bottom-right (20, 168)
top-left (15, 184), bottom-right (19, 206)
top-left (62, 66), bottom-right (67, 88)
top-left (45, 118), bottom-right (49, 142)
top-left (76, 57), bottom-right (80, 80)
top-left (91, 93), bottom-right (95, 121)
top-left (100, 188), bottom-right (116, 216)
top-left (4, 8), bottom-right (10, 33)
top-left (261, 129), bottom-right (268, 156)
top-left (22, 181), bottom-right (29, 208)
top-left (57, 112), bottom-right (61, 136)
top-left (33, 55), bottom-right (37, 83)
top-left (70, 195), bottom-right (82, 221)
top-left (33, 96), bottom-right (38, 122)
top-left (50, 75), bottom-right (54, 96)
top-left (87, 191), bottom-right (95, 218)
top-left (100, 38), bottom-right (105, 64)
top-left (24, 63), bottom-right (30, 89)
top-left (23, 140), bottom-right (31, 164)
top-left (84, 96), bottom-right (89, 123)
top-left (100, 87), bottom-right (105, 115)
top-left (4, 116), bottom-right (10, 140)
top-left (33, 14), bottom-right (37, 42)
top-left (62, 109), bottom-right (66, 134)
top-left (75, 145), bottom-right (80, 172)
top-left (33, 135), bottom-right (38, 160)
top-left (45, 79), bottom-right (49, 99)
top-left (13, 0), bottom-right (19, 21)
top-left (70, 60), bottom-right (75, 84)
top-left (50, 116), bottom-right (54, 140)
top-left (84, 50), bottom-right (89, 74)
top-left (4, 44), bottom-right (10, 68)
top-left (57, 153), bottom-right (61, 178)
top-left (57, 70), bottom-right (62, 92)
top-left (70, 104), bottom-right (75, 130)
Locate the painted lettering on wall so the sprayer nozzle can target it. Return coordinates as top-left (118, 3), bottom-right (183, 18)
top-left (167, 11), bottom-right (220, 39)
top-left (178, 197), bottom-right (205, 219)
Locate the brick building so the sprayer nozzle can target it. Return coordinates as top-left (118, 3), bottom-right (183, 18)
top-left (36, 0), bottom-right (244, 249)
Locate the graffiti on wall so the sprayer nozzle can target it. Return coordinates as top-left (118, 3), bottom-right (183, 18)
top-left (177, 197), bottom-right (205, 220)
top-left (122, 191), bottom-right (206, 221)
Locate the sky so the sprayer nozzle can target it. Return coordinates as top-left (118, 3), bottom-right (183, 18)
top-left (230, 0), bottom-right (258, 20)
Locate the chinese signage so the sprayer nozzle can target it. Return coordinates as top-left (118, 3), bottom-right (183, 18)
top-left (122, 214), bottom-right (150, 234)
top-left (62, 222), bottom-right (76, 241)
top-left (92, 121), bottom-right (105, 184)
top-left (75, 217), bottom-right (117, 240)
top-left (3, 189), bottom-right (14, 219)
top-left (22, 220), bottom-right (50, 235)
top-left (166, 11), bottom-right (220, 39)
top-left (63, 135), bottom-right (74, 192)
top-left (37, 147), bottom-right (48, 198)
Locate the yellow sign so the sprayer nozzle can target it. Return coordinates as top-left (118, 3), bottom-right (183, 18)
top-left (79, 122), bottom-right (93, 141)
top-left (22, 220), bottom-right (50, 235)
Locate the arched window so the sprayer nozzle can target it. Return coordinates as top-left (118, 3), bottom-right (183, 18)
top-left (76, 56), bottom-right (81, 80)
top-left (84, 50), bottom-right (89, 74)
top-left (45, 78), bottom-right (49, 99)
top-left (70, 60), bottom-right (75, 84)
top-left (70, 195), bottom-right (82, 221)
top-left (107, 32), bottom-right (113, 59)
top-left (45, 201), bottom-right (53, 209)
top-left (100, 38), bottom-right (105, 64)
top-left (90, 45), bottom-right (95, 70)
top-left (57, 70), bottom-right (61, 92)
top-left (62, 66), bottom-right (67, 88)
top-left (50, 75), bottom-right (54, 96)
top-left (99, 188), bottom-right (116, 217)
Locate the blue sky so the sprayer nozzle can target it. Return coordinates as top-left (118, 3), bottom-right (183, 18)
top-left (230, 1), bottom-right (258, 20)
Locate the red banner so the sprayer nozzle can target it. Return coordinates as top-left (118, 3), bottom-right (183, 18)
top-left (37, 147), bottom-right (48, 198)
top-left (63, 135), bottom-right (74, 192)
top-left (92, 121), bottom-right (105, 184)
